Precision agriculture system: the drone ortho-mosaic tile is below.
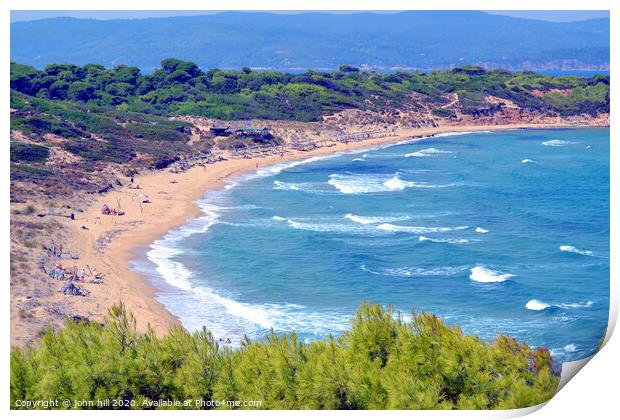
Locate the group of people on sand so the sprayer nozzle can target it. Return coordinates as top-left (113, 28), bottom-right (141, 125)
top-left (50, 263), bottom-right (66, 281)
top-left (100, 203), bottom-right (124, 216)
top-left (49, 263), bottom-right (89, 282)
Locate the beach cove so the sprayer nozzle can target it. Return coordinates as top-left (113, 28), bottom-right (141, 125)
top-left (28, 122), bottom-right (608, 355)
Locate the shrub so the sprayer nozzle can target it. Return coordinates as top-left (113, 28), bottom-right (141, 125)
top-left (10, 302), bottom-right (560, 410)
top-left (126, 123), bottom-right (188, 142)
top-left (10, 164), bottom-right (52, 181)
top-left (10, 143), bottom-right (50, 163)
top-left (431, 108), bottom-right (456, 118)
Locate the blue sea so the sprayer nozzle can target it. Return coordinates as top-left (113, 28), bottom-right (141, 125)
top-left (133, 128), bottom-right (610, 362)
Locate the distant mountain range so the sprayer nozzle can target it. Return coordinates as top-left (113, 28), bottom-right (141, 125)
top-left (10, 11), bottom-right (610, 71)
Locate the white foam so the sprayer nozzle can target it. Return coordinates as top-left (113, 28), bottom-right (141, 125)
top-left (469, 266), bottom-right (514, 283)
top-left (564, 344), bottom-right (577, 352)
top-left (542, 139), bottom-right (577, 147)
top-left (526, 299), bottom-right (594, 311)
top-left (147, 202), bottom-right (221, 291)
top-left (256, 155), bottom-right (335, 177)
top-left (475, 227), bottom-right (489, 233)
top-left (183, 286), bottom-right (350, 338)
top-left (352, 158), bottom-right (366, 162)
top-left (557, 300), bottom-right (594, 309)
top-left (328, 173), bottom-right (457, 194)
top-left (147, 205), bottom-right (352, 339)
top-left (521, 159), bottom-right (535, 164)
top-left (383, 175), bottom-right (417, 191)
top-left (361, 264), bottom-right (470, 277)
top-left (328, 174), bottom-right (384, 194)
top-left (550, 343), bottom-right (579, 357)
top-left (419, 235), bottom-right (470, 244)
top-left (345, 213), bottom-right (409, 225)
top-left (434, 130), bottom-right (492, 138)
top-left (255, 134), bottom-right (435, 180)
top-left (560, 245), bottom-right (594, 256)
top-left (147, 241), bottom-right (194, 291)
top-left (405, 147), bottom-right (454, 158)
top-left (526, 299), bottom-right (551, 311)
top-left (273, 180), bottom-right (302, 191)
top-left (218, 131), bottom-right (480, 194)
top-left (378, 223), bottom-right (468, 234)
top-left (273, 216), bottom-right (372, 235)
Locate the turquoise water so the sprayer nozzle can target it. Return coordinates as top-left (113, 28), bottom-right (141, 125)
top-left (134, 128), bottom-right (610, 362)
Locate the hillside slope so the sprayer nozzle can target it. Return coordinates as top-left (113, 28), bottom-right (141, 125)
top-left (10, 11), bottom-right (610, 71)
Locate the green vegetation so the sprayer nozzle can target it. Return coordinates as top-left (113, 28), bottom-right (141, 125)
top-left (10, 163), bottom-right (52, 181)
top-left (431, 108), bottom-right (456, 119)
top-left (11, 61), bottom-right (609, 124)
top-left (11, 302), bottom-right (559, 410)
top-left (10, 89), bottom-right (193, 168)
top-left (10, 143), bottom-right (50, 163)
top-left (9, 60), bottom-right (609, 188)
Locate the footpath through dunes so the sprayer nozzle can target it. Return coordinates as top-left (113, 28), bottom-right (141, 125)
top-left (137, 127), bottom-right (609, 363)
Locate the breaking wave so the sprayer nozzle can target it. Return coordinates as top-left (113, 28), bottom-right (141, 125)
top-left (542, 139), bottom-right (577, 147)
top-left (419, 236), bottom-right (470, 244)
top-left (272, 216), bottom-right (374, 235)
top-left (526, 299), bottom-right (594, 311)
top-left (256, 155), bottom-right (335, 177)
top-left (361, 264), bottom-right (470, 278)
top-left (560, 245), bottom-right (593, 256)
top-left (434, 130), bottom-right (492, 138)
top-left (328, 173), bottom-right (457, 194)
top-left (273, 180), bottom-right (306, 191)
top-left (147, 202), bottom-right (221, 290)
top-left (147, 205), bottom-right (351, 342)
top-left (377, 223), bottom-right (468, 234)
top-left (405, 147), bottom-right (454, 158)
top-left (469, 266), bottom-right (514, 283)
top-left (345, 213), bottom-right (409, 225)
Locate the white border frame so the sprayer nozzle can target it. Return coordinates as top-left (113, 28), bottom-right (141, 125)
top-left (3, 1), bottom-right (616, 418)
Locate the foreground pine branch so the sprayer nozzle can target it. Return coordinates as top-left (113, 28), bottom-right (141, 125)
top-left (10, 302), bottom-right (559, 409)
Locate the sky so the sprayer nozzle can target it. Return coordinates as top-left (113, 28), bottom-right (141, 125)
top-left (9, 10), bottom-right (610, 23)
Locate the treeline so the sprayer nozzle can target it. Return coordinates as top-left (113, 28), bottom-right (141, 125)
top-left (11, 302), bottom-right (559, 410)
top-left (11, 60), bottom-right (610, 121)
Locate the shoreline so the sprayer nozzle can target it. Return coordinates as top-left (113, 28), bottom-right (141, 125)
top-left (47, 122), bottom-right (606, 339)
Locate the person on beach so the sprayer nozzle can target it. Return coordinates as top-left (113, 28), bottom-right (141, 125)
top-left (53, 263), bottom-right (64, 281)
top-left (79, 268), bottom-right (86, 282)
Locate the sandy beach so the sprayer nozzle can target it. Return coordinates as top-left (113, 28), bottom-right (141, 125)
top-left (16, 122), bottom-right (602, 340)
